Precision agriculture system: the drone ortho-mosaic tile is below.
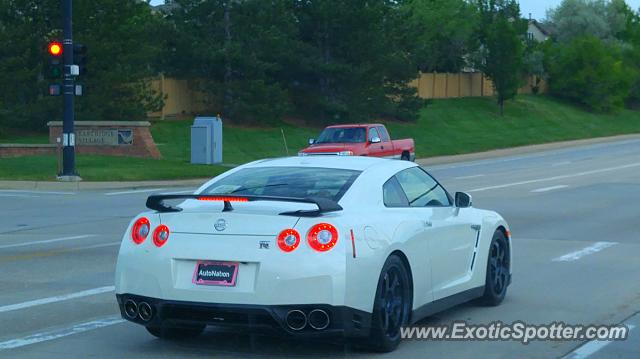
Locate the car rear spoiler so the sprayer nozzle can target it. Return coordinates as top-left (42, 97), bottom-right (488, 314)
top-left (146, 194), bottom-right (343, 217)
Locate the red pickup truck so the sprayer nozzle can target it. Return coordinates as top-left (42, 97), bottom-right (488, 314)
top-left (298, 124), bottom-right (415, 161)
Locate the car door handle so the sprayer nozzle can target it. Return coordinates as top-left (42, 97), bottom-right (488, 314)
top-left (470, 224), bottom-right (481, 231)
top-left (424, 220), bottom-right (432, 227)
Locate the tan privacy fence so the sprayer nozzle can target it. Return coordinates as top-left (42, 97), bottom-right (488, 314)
top-left (149, 73), bottom-right (546, 117)
top-left (147, 75), bottom-right (210, 118)
top-left (408, 72), bottom-right (546, 99)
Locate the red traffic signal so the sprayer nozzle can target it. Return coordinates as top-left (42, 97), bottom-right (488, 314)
top-left (48, 84), bottom-right (61, 96)
top-left (48, 42), bottom-right (62, 56)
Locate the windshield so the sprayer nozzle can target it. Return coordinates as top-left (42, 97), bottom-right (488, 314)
top-left (202, 167), bottom-right (361, 202)
top-left (315, 127), bottom-right (366, 144)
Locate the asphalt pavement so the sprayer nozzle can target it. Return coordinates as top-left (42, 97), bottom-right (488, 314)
top-left (1, 137), bottom-right (639, 358)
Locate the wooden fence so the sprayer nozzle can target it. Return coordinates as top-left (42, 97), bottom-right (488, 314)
top-left (408, 72), bottom-right (546, 99)
top-left (148, 73), bottom-right (547, 118)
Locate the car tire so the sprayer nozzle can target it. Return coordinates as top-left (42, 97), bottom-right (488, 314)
top-left (479, 230), bottom-right (510, 306)
top-left (366, 254), bottom-right (412, 352)
top-left (145, 324), bottom-right (205, 340)
top-left (401, 152), bottom-right (410, 161)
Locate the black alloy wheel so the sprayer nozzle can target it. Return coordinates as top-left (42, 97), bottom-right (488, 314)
top-left (480, 230), bottom-right (510, 306)
top-left (367, 255), bottom-right (412, 352)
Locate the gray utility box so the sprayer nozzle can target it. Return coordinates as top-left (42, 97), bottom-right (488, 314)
top-left (191, 116), bottom-right (223, 164)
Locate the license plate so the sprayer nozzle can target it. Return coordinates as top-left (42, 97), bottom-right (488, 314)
top-left (192, 261), bottom-right (239, 286)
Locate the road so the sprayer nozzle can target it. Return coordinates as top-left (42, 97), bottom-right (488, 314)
top-left (1, 138), bottom-right (639, 358)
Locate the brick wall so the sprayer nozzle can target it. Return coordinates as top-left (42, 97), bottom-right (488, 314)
top-left (47, 121), bottom-right (162, 159)
top-left (0, 144), bottom-right (57, 158)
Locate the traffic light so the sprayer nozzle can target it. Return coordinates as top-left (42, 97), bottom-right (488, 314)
top-left (47, 41), bottom-right (63, 79)
top-left (49, 84), bottom-right (61, 96)
top-left (73, 43), bottom-right (87, 76)
top-left (48, 42), bottom-right (62, 56)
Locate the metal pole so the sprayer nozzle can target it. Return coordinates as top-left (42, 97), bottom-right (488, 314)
top-left (61, 0), bottom-right (76, 176)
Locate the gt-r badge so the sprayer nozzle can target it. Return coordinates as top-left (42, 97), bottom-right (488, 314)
top-left (259, 241), bottom-right (270, 249)
top-left (214, 219), bottom-right (227, 231)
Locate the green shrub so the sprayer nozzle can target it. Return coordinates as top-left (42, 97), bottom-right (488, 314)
top-left (546, 36), bottom-right (632, 112)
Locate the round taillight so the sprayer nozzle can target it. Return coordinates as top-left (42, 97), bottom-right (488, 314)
top-left (307, 223), bottom-right (338, 252)
top-left (153, 225), bottom-right (170, 247)
top-left (131, 217), bottom-right (150, 245)
top-left (277, 229), bottom-right (301, 252)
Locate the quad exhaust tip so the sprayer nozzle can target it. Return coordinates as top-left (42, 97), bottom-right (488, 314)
top-left (308, 309), bottom-right (330, 330)
top-left (124, 299), bottom-right (138, 319)
top-left (138, 302), bottom-right (153, 322)
top-left (285, 310), bottom-right (307, 331)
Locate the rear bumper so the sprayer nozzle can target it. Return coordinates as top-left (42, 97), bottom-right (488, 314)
top-left (116, 294), bottom-right (372, 338)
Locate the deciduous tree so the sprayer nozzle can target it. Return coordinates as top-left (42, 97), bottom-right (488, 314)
top-left (475, 0), bottom-right (526, 115)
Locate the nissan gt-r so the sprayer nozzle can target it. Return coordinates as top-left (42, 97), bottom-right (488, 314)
top-left (115, 156), bottom-right (512, 352)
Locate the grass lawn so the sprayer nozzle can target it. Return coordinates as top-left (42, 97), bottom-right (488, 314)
top-left (389, 95), bottom-right (640, 157)
top-left (1, 95), bottom-right (639, 181)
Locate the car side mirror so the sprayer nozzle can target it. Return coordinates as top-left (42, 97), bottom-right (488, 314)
top-left (370, 136), bottom-right (381, 144)
top-left (308, 138), bottom-right (315, 145)
top-left (455, 192), bottom-right (472, 208)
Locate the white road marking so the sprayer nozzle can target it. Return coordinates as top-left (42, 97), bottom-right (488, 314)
top-left (0, 194), bottom-right (38, 198)
top-left (0, 235), bottom-right (95, 250)
top-left (454, 174), bottom-right (485, 180)
top-left (0, 190), bottom-right (75, 195)
top-left (552, 161), bottom-right (572, 167)
top-left (553, 242), bottom-right (618, 262)
top-left (562, 325), bottom-right (636, 359)
top-left (0, 316), bottom-right (125, 350)
top-left (104, 188), bottom-right (165, 196)
top-left (0, 286), bottom-right (115, 314)
top-left (160, 189), bottom-right (195, 195)
top-left (468, 162), bottom-right (640, 192)
top-left (531, 185), bottom-right (569, 193)
top-left (73, 242), bottom-right (120, 250)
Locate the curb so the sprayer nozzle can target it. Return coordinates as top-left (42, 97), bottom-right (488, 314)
top-left (415, 133), bottom-right (640, 167)
top-left (0, 178), bottom-right (210, 191)
top-left (1, 133), bottom-right (639, 191)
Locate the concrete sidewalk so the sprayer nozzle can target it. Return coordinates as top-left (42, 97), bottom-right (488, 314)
top-left (1, 133), bottom-right (639, 191)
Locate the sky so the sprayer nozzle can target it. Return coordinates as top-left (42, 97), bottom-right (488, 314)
top-left (519, 0), bottom-right (640, 20)
top-left (148, 0), bottom-right (640, 22)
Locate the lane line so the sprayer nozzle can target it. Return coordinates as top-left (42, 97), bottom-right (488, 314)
top-left (0, 235), bottom-right (95, 250)
top-left (0, 286), bottom-right (115, 314)
top-left (0, 194), bottom-right (38, 198)
top-left (468, 162), bottom-right (640, 192)
top-left (104, 188), bottom-right (165, 196)
top-left (531, 185), bottom-right (569, 193)
top-left (0, 241), bottom-right (121, 262)
top-left (454, 174), bottom-right (485, 180)
top-left (76, 242), bottom-right (121, 250)
top-left (551, 161), bottom-right (572, 167)
top-left (161, 189), bottom-right (195, 195)
top-left (0, 190), bottom-right (75, 195)
top-left (0, 316), bottom-right (125, 350)
top-left (553, 242), bottom-right (618, 262)
top-left (562, 325), bottom-right (636, 359)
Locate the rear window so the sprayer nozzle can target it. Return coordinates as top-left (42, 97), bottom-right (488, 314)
top-left (315, 127), bottom-right (366, 144)
top-left (202, 167), bottom-right (361, 202)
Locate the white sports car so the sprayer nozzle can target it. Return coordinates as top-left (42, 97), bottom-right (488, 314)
top-left (115, 156), bottom-right (511, 352)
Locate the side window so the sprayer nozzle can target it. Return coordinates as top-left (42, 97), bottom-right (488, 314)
top-left (377, 126), bottom-right (390, 142)
top-left (368, 127), bottom-right (380, 141)
top-left (383, 176), bottom-right (409, 207)
top-left (395, 167), bottom-right (451, 207)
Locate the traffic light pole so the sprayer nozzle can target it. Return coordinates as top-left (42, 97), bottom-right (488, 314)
top-left (60, 0), bottom-right (78, 178)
